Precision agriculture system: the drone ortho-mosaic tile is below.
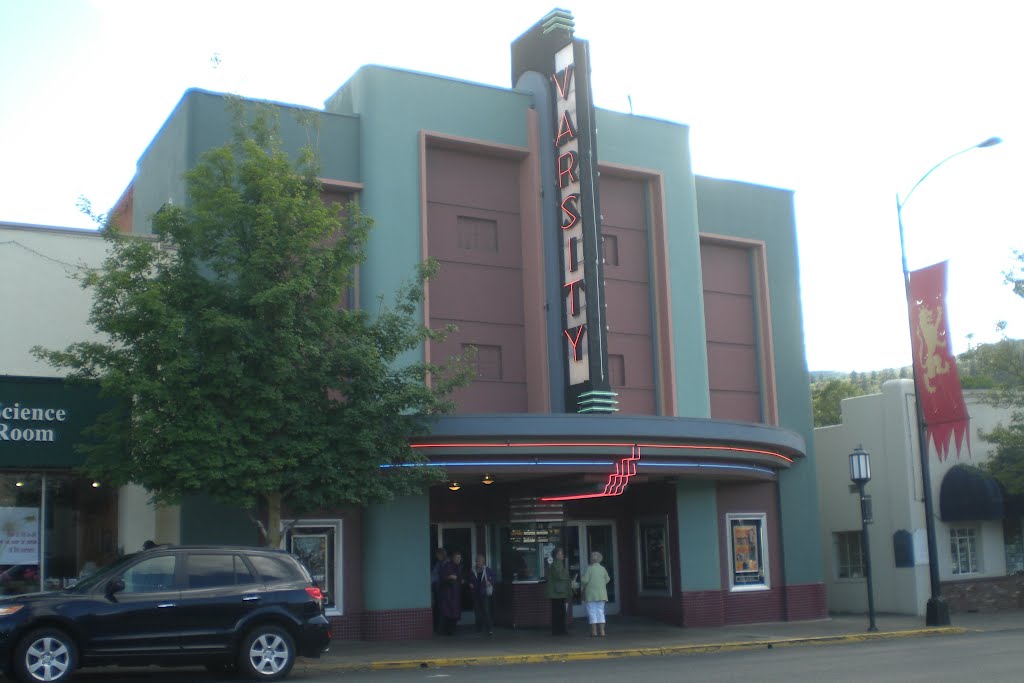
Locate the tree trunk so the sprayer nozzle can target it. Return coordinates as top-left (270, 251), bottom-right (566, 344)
top-left (266, 491), bottom-right (283, 548)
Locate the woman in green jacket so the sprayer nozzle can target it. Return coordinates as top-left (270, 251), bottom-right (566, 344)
top-left (545, 547), bottom-right (571, 635)
top-left (581, 551), bottom-right (611, 637)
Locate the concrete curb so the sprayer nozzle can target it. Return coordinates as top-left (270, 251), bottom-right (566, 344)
top-left (303, 626), bottom-right (966, 672)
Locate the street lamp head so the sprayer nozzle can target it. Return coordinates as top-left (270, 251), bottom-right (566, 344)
top-left (849, 444), bottom-right (872, 484)
top-left (976, 137), bottom-right (1002, 148)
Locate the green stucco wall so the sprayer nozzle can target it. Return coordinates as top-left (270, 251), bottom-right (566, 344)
top-left (132, 89), bottom-right (360, 235)
top-left (693, 176), bottom-right (823, 586)
top-left (676, 480), bottom-right (722, 591)
top-left (362, 494), bottom-right (430, 610)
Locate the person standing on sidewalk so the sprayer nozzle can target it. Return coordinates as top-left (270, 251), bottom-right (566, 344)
top-left (581, 551), bottom-right (611, 637)
top-left (545, 547), bottom-right (571, 635)
top-left (430, 548), bottom-right (447, 634)
top-left (438, 550), bottom-right (465, 635)
top-left (469, 553), bottom-right (497, 636)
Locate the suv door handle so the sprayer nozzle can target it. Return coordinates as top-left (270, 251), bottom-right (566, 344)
top-left (242, 595), bottom-right (261, 602)
top-left (157, 603), bottom-right (176, 608)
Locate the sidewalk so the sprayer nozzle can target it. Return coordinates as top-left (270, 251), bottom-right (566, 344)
top-left (295, 610), bottom-right (1024, 674)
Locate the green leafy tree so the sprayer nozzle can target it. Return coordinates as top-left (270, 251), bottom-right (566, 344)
top-left (973, 338), bottom-right (1024, 494)
top-left (981, 422), bottom-right (1024, 495)
top-left (968, 249), bottom-right (1024, 494)
top-left (34, 106), bottom-right (470, 546)
top-left (811, 379), bottom-right (865, 427)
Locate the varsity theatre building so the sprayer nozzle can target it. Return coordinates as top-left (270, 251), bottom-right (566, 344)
top-left (12, 10), bottom-right (825, 637)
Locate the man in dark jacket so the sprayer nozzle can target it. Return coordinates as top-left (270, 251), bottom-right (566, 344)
top-left (545, 547), bottom-right (571, 635)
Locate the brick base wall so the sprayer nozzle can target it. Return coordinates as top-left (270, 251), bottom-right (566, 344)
top-left (681, 583), bottom-right (826, 627)
top-left (724, 587), bottom-right (785, 624)
top-left (328, 608), bottom-right (432, 641)
top-left (784, 582), bottom-right (828, 620)
top-left (634, 595), bottom-right (682, 626)
top-left (681, 590), bottom-right (725, 627)
top-left (942, 575), bottom-right (1024, 612)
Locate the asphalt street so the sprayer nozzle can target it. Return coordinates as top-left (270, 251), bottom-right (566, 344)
top-left (57, 628), bottom-right (1022, 683)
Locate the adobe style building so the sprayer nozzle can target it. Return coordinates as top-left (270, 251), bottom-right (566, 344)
top-left (1, 11), bottom-right (825, 637)
top-left (816, 381), bottom-right (1024, 616)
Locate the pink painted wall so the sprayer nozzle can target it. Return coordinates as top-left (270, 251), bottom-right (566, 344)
top-left (601, 174), bottom-right (656, 414)
top-left (426, 147), bottom-right (527, 413)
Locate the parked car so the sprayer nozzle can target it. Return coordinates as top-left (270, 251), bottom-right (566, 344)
top-left (0, 545), bottom-right (331, 682)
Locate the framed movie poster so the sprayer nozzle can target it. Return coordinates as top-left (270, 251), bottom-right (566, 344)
top-left (727, 513), bottom-right (769, 591)
top-left (636, 517), bottom-right (671, 595)
top-left (286, 523), bottom-right (338, 609)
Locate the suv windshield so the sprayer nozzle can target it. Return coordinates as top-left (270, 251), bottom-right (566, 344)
top-left (67, 553), bottom-right (138, 593)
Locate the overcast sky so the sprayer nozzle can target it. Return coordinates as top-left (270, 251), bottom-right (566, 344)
top-left (1, 0), bottom-right (1021, 372)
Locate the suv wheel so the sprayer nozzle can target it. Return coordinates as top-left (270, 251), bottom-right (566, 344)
top-left (238, 625), bottom-right (295, 681)
top-left (14, 628), bottom-right (77, 683)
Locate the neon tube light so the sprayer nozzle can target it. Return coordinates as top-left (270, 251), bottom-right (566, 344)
top-left (411, 440), bottom-right (794, 463)
top-left (541, 445), bottom-right (641, 501)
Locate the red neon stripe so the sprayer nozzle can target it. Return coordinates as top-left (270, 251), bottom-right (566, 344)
top-left (410, 441), bottom-right (794, 464)
top-left (543, 446), bottom-right (641, 502)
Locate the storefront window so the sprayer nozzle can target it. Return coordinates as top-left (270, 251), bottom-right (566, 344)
top-left (0, 474), bottom-right (118, 596)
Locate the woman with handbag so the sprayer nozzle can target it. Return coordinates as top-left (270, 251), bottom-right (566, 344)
top-left (469, 553), bottom-right (497, 635)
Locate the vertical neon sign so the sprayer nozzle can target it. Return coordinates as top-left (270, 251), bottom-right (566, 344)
top-left (553, 47), bottom-right (590, 387)
top-left (511, 10), bottom-right (617, 413)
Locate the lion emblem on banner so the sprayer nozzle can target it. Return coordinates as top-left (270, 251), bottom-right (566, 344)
top-left (916, 302), bottom-right (950, 394)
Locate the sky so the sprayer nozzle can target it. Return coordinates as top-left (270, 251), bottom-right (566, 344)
top-left (1, 0), bottom-right (1021, 372)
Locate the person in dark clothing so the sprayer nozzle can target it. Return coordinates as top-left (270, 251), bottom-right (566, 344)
top-left (437, 550), bottom-right (464, 635)
top-left (430, 548), bottom-right (447, 633)
top-left (545, 547), bottom-right (571, 635)
top-left (468, 553), bottom-right (497, 635)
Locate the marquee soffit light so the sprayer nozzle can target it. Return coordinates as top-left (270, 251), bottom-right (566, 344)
top-left (447, 481), bottom-right (461, 492)
top-left (482, 474), bottom-right (495, 485)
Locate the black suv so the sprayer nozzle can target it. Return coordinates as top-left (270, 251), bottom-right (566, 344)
top-left (0, 545), bottom-right (330, 682)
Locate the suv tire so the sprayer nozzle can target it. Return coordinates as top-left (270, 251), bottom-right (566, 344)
top-left (238, 625), bottom-right (295, 681)
top-left (14, 628), bottom-right (77, 683)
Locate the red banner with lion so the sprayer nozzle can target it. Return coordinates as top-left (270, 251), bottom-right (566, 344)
top-left (908, 261), bottom-right (970, 461)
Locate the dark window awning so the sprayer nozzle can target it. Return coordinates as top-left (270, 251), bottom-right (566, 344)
top-left (939, 464), bottom-right (1004, 522)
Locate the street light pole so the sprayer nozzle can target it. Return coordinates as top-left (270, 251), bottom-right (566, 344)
top-left (895, 136), bottom-right (1002, 627)
top-left (849, 445), bottom-right (877, 632)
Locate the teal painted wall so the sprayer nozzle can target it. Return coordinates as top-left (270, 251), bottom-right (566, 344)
top-left (131, 89), bottom-right (360, 235)
top-left (325, 66), bottom-right (531, 369)
top-left (132, 94), bottom-right (191, 236)
top-left (180, 494), bottom-right (258, 545)
top-left (596, 110), bottom-right (710, 418)
top-left (362, 494), bottom-right (429, 610)
top-left (676, 480), bottom-right (722, 591)
top-left (693, 176), bottom-right (823, 586)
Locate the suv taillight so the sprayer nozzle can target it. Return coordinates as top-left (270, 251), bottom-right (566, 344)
top-left (305, 586), bottom-right (323, 602)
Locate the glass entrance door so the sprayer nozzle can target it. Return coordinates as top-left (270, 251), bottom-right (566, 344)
top-left (435, 524), bottom-right (476, 625)
top-left (565, 521), bottom-right (618, 618)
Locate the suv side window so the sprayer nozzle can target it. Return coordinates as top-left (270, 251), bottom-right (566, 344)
top-left (248, 553), bottom-right (304, 584)
top-left (186, 553), bottom-right (256, 589)
top-left (122, 555), bottom-right (177, 593)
